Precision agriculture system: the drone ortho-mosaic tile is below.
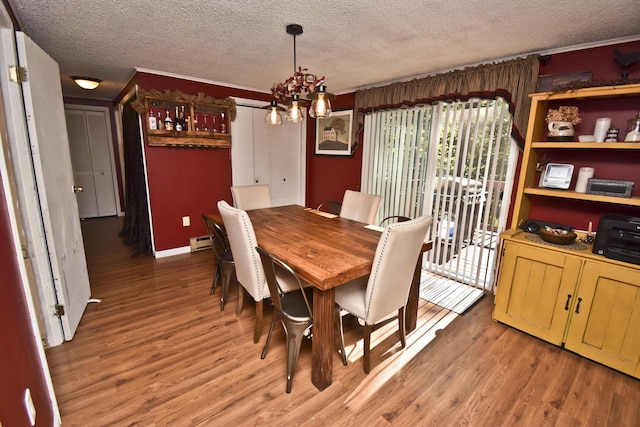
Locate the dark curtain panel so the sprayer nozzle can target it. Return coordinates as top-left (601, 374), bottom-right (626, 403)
top-left (119, 99), bottom-right (152, 257)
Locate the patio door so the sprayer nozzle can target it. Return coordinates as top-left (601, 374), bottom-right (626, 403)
top-left (361, 97), bottom-right (518, 292)
top-left (422, 99), bottom-right (517, 291)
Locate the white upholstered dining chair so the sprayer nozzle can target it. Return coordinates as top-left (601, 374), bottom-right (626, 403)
top-left (217, 200), bottom-right (299, 343)
top-left (339, 190), bottom-right (382, 224)
top-left (335, 215), bottom-right (432, 373)
top-left (231, 184), bottom-right (272, 210)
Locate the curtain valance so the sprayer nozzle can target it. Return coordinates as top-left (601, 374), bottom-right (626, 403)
top-left (354, 54), bottom-right (540, 148)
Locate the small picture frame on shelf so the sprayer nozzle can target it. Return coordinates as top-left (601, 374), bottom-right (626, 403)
top-left (315, 110), bottom-right (354, 156)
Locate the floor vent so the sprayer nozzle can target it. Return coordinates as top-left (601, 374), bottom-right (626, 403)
top-left (190, 236), bottom-right (211, 252)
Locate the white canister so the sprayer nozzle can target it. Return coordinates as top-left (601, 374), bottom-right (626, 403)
top-left (575, 167), bottom-right (594, 193)
top-left (593, 118), bottom-right (612, 142)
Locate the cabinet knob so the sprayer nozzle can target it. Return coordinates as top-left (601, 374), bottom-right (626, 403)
top-left (575, 297), bottom-right (583, 314)
top-left (564, 294), bottom-right (572, 310)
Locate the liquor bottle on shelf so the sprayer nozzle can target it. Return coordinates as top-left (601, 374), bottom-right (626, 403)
top-left (180, 105), bottom-right (187, 131)
top-left (220, 112), bottom-right (226, 133)
top-left (148, 110), bottom-right (158, 130)
top-left (174, 106), bottom-right (183, 131)
top-left (211, 113), bottom-right (219, 132)
top-left (157, 111), bottom-right (164, 130)
top-left (185, 115), bottom-right (191, 132)
top-left (164, 109), bottom-right (173, 131)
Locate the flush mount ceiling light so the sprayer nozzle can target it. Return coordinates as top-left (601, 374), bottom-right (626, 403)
top-left (266, 24), bottom-right (335, 125)
top-left (72, 76), bottom-right (101, 90)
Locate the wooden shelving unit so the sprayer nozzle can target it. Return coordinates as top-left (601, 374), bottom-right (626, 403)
top-left (494, 84), bottom-right (640, 379)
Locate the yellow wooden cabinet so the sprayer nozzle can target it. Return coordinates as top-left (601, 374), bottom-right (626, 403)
top-left (494, 83), bottom-right (640, 378)
top-left (493, 239), bottom-right (582, 346)
top-left (494, 230), bottom-right (640, 378)
top-left (564, 260), bottom-right (640, 378)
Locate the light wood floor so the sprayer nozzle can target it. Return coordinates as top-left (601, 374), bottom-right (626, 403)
top-left (45, 217), bottom-right (640, 426)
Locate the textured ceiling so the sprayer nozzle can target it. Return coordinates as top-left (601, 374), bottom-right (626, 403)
top-left (8, 0), bottom-right (640, 101)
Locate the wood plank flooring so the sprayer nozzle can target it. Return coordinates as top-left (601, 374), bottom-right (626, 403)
top-left (45, 217), bottom-right (640, 426)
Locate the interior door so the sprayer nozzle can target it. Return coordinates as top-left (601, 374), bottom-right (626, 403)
top-left (65, 107), bottom-right (118, 218)
top-left (15, 32), bottom-right (90, 342)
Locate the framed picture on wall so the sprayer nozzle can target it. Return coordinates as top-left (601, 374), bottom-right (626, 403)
top-left (315, 110), bottom-right (354, 156)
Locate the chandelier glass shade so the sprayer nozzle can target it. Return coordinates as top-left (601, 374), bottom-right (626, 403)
top-left (263, 99), bottom-right (285, 125)
top-left (266, 24), bottom-right (334, 125)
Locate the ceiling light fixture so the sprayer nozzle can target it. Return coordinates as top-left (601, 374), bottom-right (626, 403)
top-left (72, 76), bottom-right (101, 90)
top-left (266, 24), bottom-right (335, 125)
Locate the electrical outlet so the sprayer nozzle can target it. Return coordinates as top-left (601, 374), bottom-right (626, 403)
top-left (24, 388), bottom-right (36, 426)
top-left (182, 216), bottom-right (190, 227)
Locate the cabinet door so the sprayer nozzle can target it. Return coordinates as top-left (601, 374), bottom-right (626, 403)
top-left (565, 261), bottom-right (640, 378)
top-left (493, 241), bottom-right (582, 345)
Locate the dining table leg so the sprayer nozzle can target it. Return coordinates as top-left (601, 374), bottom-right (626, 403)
top-left (312, 287), bottom-right (335, 391)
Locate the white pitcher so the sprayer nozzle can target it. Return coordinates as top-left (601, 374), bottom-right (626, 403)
top-left (547, 121), bottom-right (575, 138)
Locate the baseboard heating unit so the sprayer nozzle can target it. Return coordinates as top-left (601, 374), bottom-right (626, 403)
top-left (189, 236), bottom-right (211, 252)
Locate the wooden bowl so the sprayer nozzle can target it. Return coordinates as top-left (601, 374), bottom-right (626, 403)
top-left (539, 228), bottom-right (577, 245)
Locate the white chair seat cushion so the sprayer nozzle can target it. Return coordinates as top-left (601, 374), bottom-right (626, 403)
top-left (274, 264), bottom-right (305, 293)
top-left (334, 276), bottom-right (368, 320)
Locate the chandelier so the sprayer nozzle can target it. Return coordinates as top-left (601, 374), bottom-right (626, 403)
top-left (263, 24), bottom-right (335, 125)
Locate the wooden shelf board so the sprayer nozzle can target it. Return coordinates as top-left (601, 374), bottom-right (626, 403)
top-left (529, 83), bottom-right (640, 101)
top-left (523, 187), bottom-right (640, 206)
top-left (531, 142), bottom-right (640, 149)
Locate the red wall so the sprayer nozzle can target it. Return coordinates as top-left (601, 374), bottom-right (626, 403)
top-left (0, 177), bottom-right (54, 426)
top-left (304, 92), bottom-right (361, 208)
top-left (137, 73), bottom-right (361, 251)
top-left (136, 73), bottom-right (272, 251)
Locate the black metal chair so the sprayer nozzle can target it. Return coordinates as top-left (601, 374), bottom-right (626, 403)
top-left (316, 201), bottom-right (342, 215)
top-left (379, 215), bottom-right (412, 227)
top-left (202, 214), bottom-right (235, 310)
top-left (256, 246), bottom-right (347, 393)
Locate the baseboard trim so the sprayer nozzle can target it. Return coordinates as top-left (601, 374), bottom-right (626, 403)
top-left (155, 246), bottom-right (190, 258)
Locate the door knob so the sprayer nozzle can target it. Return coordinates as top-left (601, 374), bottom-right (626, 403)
top-left (73, 185), bottom-right (84, 193)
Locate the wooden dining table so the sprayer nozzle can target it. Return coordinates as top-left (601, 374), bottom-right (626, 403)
top-left (211, 204), bottom-right (432, 391)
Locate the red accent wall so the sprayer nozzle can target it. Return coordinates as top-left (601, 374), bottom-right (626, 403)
top-left (0, 177), bottom-right (54, 426)
top-left (305, 92), bottom-right (361, 208)
top-left (136, 73), bottom-right (272, 251)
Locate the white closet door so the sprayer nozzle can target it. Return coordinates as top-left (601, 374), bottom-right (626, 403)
top-left (65, 108), bottom-right (117, 218)
top-left (232, 103), bottom-right (305, 206)
top-left (66, 109), bottom-right (98, 217)
top-left (86, 111), bottom-right (116, 216)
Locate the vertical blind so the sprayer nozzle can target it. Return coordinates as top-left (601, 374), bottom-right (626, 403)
top-left (361, 98), bottom-right (517, 291)
top-left (362, 106), bottom-right (433, 223)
